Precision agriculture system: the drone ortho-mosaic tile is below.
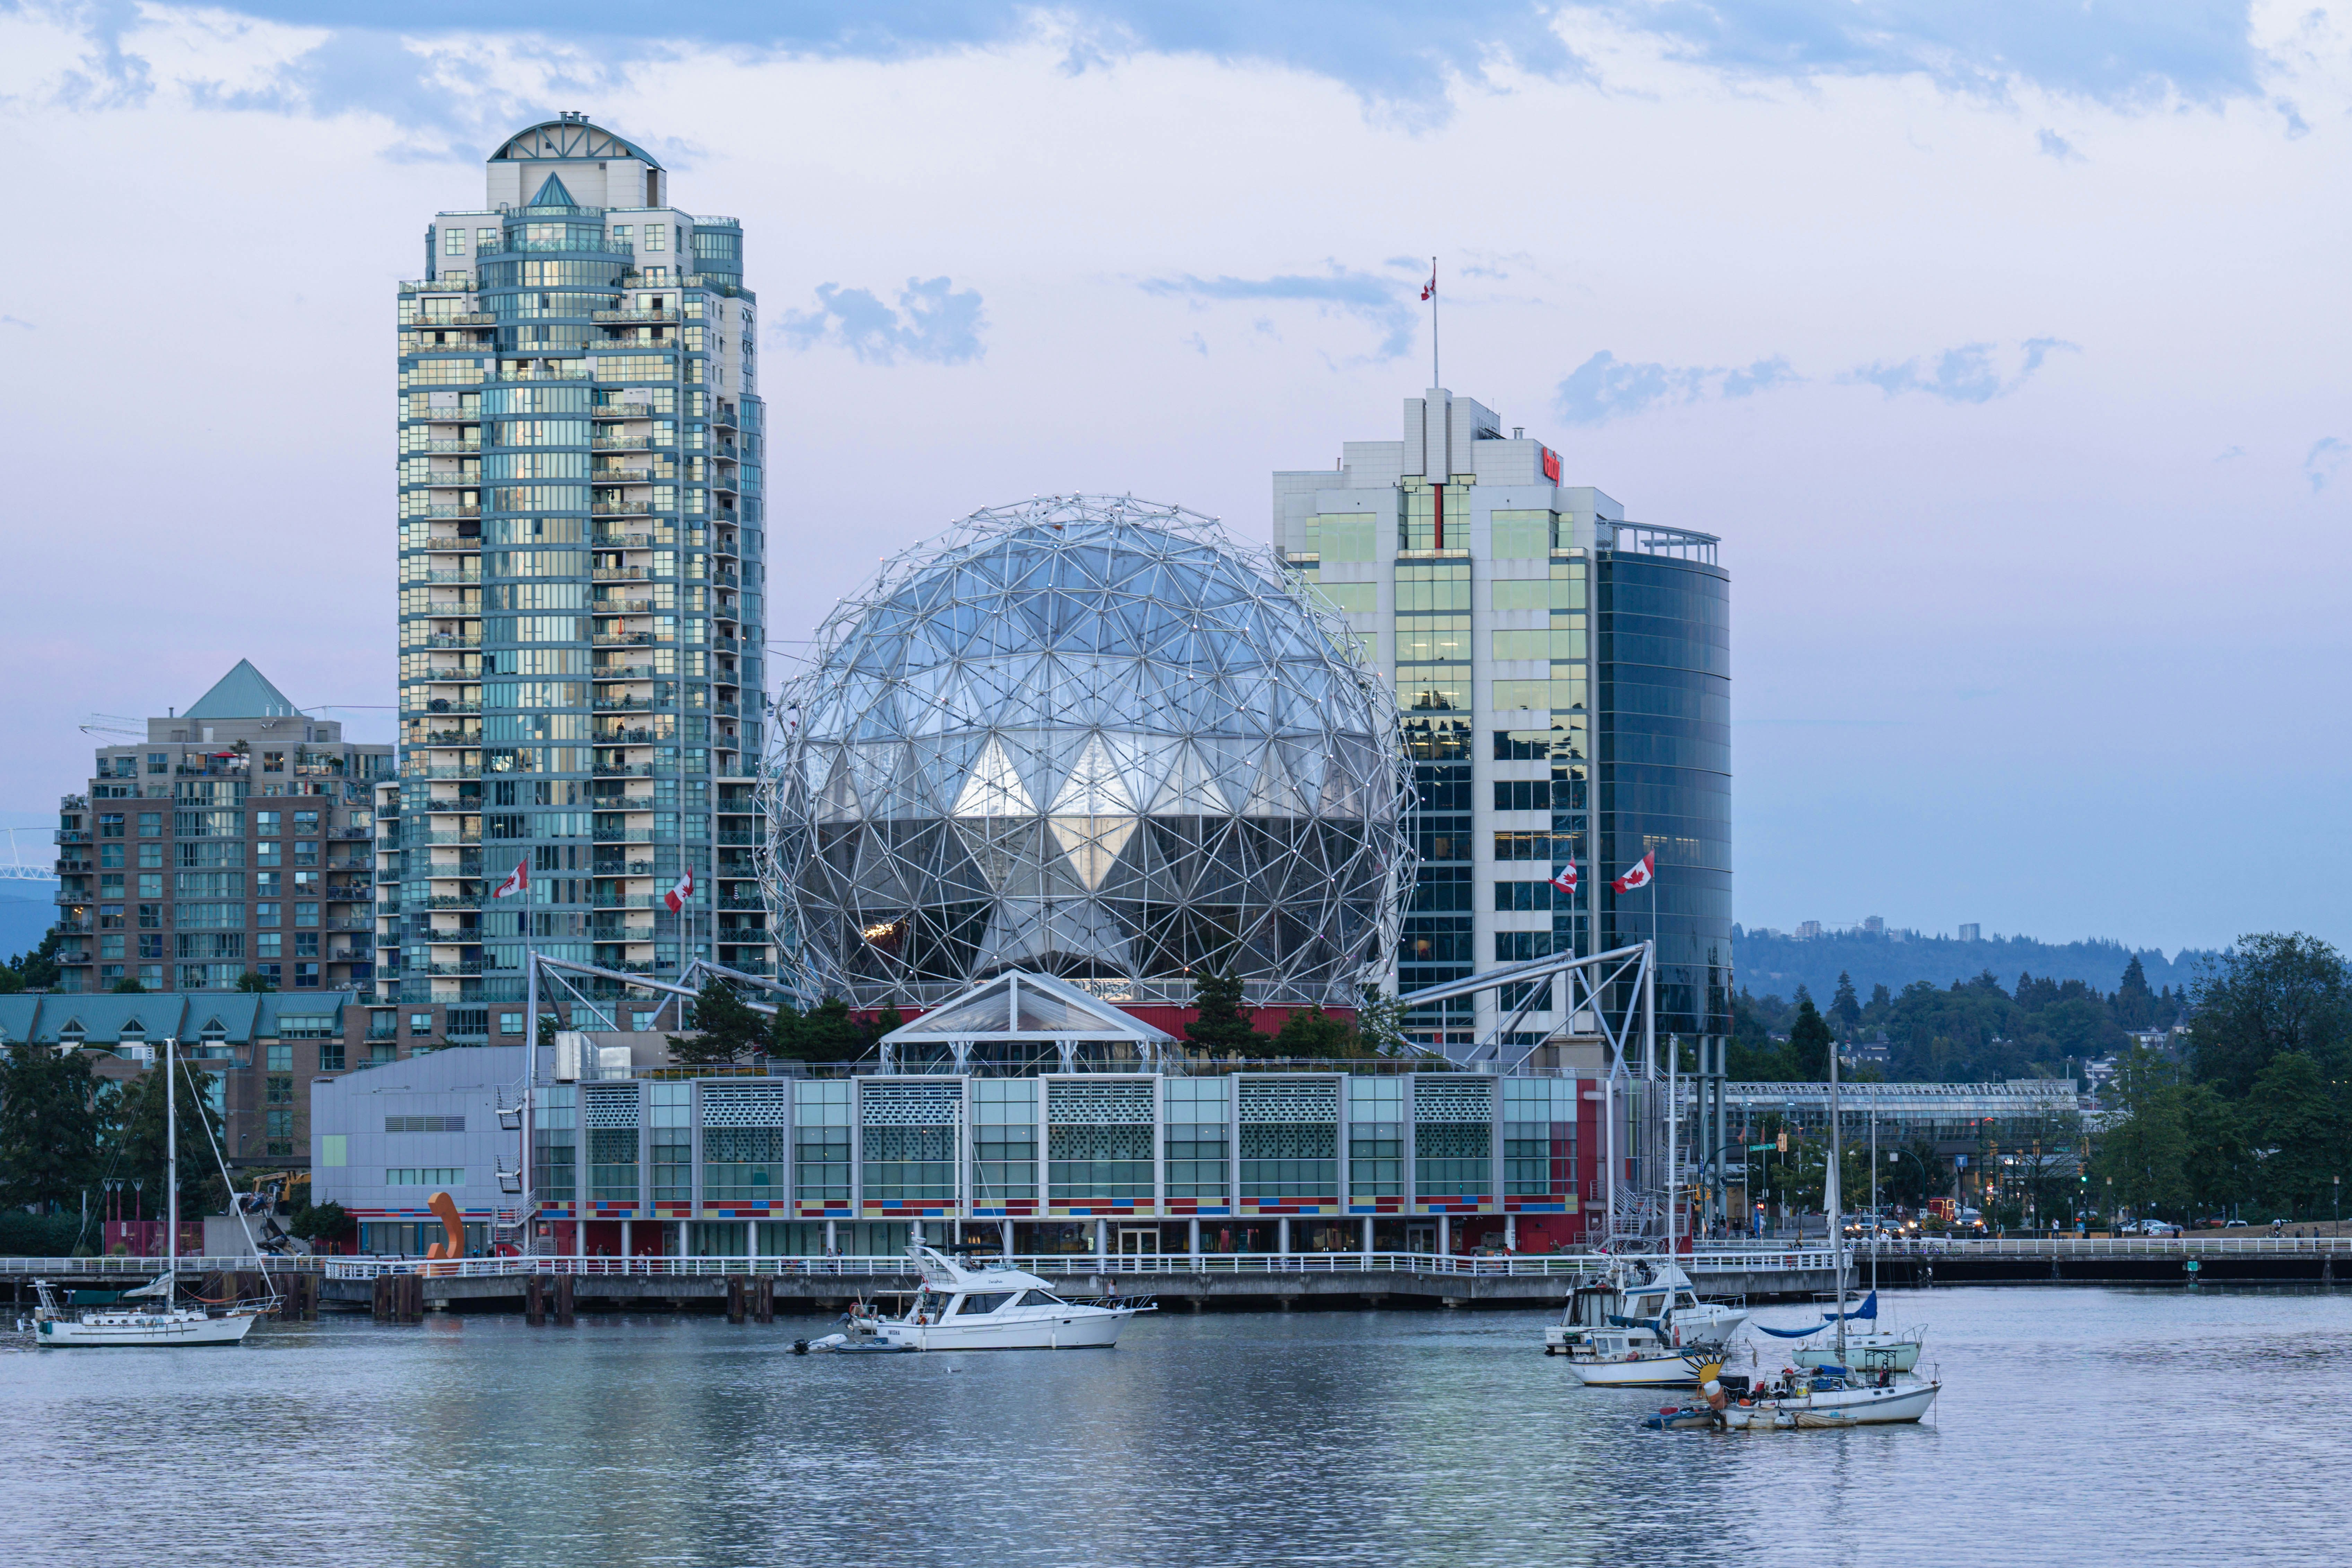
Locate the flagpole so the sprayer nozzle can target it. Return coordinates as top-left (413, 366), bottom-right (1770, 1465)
top-left (1429, 256), bottom-right (1439, 388)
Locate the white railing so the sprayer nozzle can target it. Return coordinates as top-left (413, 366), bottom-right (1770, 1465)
top-left (0, 1257), bottom-right (319, 1275)
top-left (308, 1248), bottom-right (1847, 1282)
top-left (1867, 1235), bottom-right (2352, 1258)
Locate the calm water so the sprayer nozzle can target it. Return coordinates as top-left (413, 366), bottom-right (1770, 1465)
top-left (1, 1285), bottom-right (2336, 1566)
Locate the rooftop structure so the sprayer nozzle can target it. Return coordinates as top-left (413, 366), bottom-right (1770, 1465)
top-left (764, 496), bottom-right (1412, 1010)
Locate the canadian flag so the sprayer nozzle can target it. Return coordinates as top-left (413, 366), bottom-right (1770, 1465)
top-left (1549, 861), bottom-right (1579, 897)
top-left (491, 858), bottom-right (529, 899)
top-left (1612, 852), bottom-right (1656, 894)
top-left (664, 868), bottom-right (694, 914)
top-left (1420, 265), bottom-right (1436, 302)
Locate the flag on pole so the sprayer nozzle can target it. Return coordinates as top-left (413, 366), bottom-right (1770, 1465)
top-left (491, 858), bottom-right (529, 899)
top-left (664, 868), bottom-right (694, 914)
top-left (1420, 264), bottom-right (1436, 302)
top-left (1549, 861), bottom-right (1579, 897)
top-left (1612, 851), bottom-right (1655, 894)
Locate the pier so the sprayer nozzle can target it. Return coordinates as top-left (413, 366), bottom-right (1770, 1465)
top-left (5, 1237), bottom-right (2345, 1317)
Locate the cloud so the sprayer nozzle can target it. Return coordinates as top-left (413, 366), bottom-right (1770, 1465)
top-left (2305, 437), bottom-right (2347, 493)
top-left (1141, 265), bottom-right (1415, 359)
top-left (2274, 96), bottom-right (2310, 137)
top-left (2036, 128), bottom-right (2081, 161)
top-left (1844, 338), bottom-right (2078, 403)
top-left (2214, 445), bottom-right (2245, 462)
top-left (778, 277), bottom-right (986, 366)
top-left (0, 315), bottom-right (33, 330)
top-left (1554, 350), bottom-right (1801, 424)
top-left (1577, 0), bottom-right (2262, 107)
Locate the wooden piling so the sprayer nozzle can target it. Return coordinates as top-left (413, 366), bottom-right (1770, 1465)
top-left (727, 1275), bottom-right (747, 1323)
top-left (753, 1277), bottom-right (774, 1325)
top-left (371, 1275), bottom-right (391, 1321)
top-left (525, 1274), bottom-right (547, 1324)
top-left (554, 1273), bottom-right (575, 1325)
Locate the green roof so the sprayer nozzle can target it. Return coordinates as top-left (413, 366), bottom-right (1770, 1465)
top-left (527, 172), bottom-right (577, 208)
top-left (183, 660), bottom-right (299, 720)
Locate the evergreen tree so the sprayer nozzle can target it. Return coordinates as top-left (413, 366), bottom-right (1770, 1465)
top-left (109, 977), bottom-right (147, 994)
top-left (667, 979), bottom-right (769, 1065)
top-left (234, 970), bottom-right (276, 993)
top-left (0, 1042), bottom-right (111, 1212)
top-left (1185, 972), bottom-right (1261, 1053)
top-left (1787, 994), bottom-right (1835, 1081)
top-left (1830, 971), bottom-right (1861, 1035)
top-left (775, 997), bottom-right (866, 1061)
top-left (2187, 932), bottom-right (2352, 1096)
top-left (1353, 985), bottom-right (1410, 1056)
top-left (2246, 1052), bottom-right (2343, 1220)
top-left (1272, 1006), bottom-right (1359, 1060)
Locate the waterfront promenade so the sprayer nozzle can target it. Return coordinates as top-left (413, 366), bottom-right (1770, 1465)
top-left (6, 1236), bottom-right (2346, 1316)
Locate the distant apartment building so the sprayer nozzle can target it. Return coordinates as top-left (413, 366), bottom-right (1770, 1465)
top-left (1957, 923), bottom-right (1982, 942)
top-left (53, 662), bottom-right (392, 996)
top-left (1275, 387), bottom-right (1730, 1049)
top-left (1794, 921), bottom-right (1823, 940)
top-left (393, 112), bottom-right (771, 1017)
top-left (1861, 915), bottom-right (1884, 935)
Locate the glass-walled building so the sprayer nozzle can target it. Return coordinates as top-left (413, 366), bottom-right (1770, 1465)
top-left (1273, 388), bottom-right (1730, 1049)
top-left (311, 1045), bottom-right (1597, 1258)
top-left (393, 113), bottom-right (770, 1010)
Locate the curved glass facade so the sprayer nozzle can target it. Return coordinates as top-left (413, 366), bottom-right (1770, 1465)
top-left (1593, 547), bottom-right (1731, 1040)
top-left (763, 497), bottom-right (1412, 1009)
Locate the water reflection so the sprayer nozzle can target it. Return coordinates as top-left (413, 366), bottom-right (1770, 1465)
top-left (1, 1287), bottom-right (2341, 1567)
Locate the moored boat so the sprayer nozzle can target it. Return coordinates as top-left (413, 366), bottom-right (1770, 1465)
top-left (799, 1247), bottom-right (1151, 1352)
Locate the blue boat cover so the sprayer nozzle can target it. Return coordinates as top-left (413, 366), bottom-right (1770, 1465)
top-left (1754, 1291), bottom-right (1877, 1337)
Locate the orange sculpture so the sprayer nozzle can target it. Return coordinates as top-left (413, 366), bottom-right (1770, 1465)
top-left (423, 1191), bottom-right (466, 1276)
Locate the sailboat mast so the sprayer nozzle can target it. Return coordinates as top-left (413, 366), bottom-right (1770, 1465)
top-left (165, 1035), bottom-right (178, 1275)
top-left (1828, 1031), bottom-right (1845, 1361)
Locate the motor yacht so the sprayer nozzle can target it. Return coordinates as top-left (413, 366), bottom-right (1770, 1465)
top-left (799, 1247), bottom-right (1151, 1352)
top-left (1544, 1259), bottom-right (1747, 1358)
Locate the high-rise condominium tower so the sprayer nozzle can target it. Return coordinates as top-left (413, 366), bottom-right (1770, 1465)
top-left (1274, 387), bottom-right (1729, 1052)
top-left (392, 113), bottom-right (769, 1021)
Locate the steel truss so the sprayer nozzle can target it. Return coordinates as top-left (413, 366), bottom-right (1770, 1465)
top-left (1395, 941), bottom-right (1680, 1256)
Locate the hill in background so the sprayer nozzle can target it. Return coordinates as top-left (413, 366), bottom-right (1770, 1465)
top-left (1734, 926), bottom-right (2215, 1007)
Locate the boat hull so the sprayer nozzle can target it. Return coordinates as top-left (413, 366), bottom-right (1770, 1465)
top-left (879, 1307), bottom-right (1134, 1351)
top-left (1725, 1380), bottom-right (1939, 1429)
top-left (1563, 1354), bottom-right (1710, 1389)
top-left (37, 1311), bottom-right (259, 1347)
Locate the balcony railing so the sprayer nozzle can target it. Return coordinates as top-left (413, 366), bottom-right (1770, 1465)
top-left (413, 473), bottom-right (483, 489)
top-left (411, 438), bottom-right (484, 453)
top-left (591, 567), bottom-right (650, 582)
top-left (592, 633), bottom-right (653, 648)
top-left (594, 663), bottom-right (656, 681)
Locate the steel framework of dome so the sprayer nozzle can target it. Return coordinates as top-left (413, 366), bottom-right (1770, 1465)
top-left (758, 494), bottom-right (1412, 1009)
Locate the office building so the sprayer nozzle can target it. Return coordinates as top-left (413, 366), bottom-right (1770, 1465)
top-left (394, 113), bottom-right (770, 1010)
top-left (1274, 387), bottom-right (1730, 1049)
top-left (53, 661), bottom-right (392, 996)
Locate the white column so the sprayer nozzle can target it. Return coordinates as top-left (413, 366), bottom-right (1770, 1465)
top-left (912, 1220), bottom-right (924, 1248)
top-left (1000, 1219), bottom-right (1013, 1257)
top-left (1505, 1215), bottom-right (1517, 1251)
top-left (1361, 1216), bottom-right (1374, 1259)
top-left (824, 1218), bottom-right (837, 1255)
top-left (621, 1219), bottom-right (631, 1258)
top-left (677, 1219), bottom-right (687, 1259)
top-left (747, 1218), bottom-right (759, 1261)
top-left (1188, 1218), bottom-right (1201, 1261)
top-left (1436, 1215), bottom-right (1448, 1255)
top-left (1094, 1219), bottom-right (1108, 1267)
top-left (1278, 1218), bottom-right (1291, 1256)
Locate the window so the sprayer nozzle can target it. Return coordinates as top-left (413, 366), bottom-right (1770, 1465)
top-left (476, 226), bottom-right (498, 251)
top-left (1310, 512), bottom-right (1378, 561)
top-left (265, 1075), bottom-right (294, 1104)
top-left (255, 963), bottom-right (282, 987)
top-left (294, 931), bottom-right (319, 958)
top-left (955, 1293), bottom-right (1012, 1316)
top-left (294, 962), bottom-right (319, 988)
top-left (386, 1115), bottom-right (465, 1133)
top-left (256, 933), bottom-right (282, 959)
top-left (443, 227), bottom-right (465, 255)
top-left (137, 903), bottom-right (163, 929)
top-left (1489, 509), bottom-right (1556, 558)
top-left (1349, 1078), bottom-right (1404, 1197)
top-left (499, 1012), bottom-right (523, 1036)
top-left (266, 1044), bottom-right (293, 1072)
top-left (1495, 880), bottom-right (1556, 912)
top-left (99, 936), bottom-right (124, 960)
top-left (99, 813), bottom-right (124, 838)
top-left (1164, 1078), bottom-right (1228, 1199)
top-left (255, 902), bottom-right (280, 927)
top-left (137, 932), bottom-right (164, 960)
top-left (138, 812), bottom-right (161, 836)
top-left (409, 1013), bottom-right (434, 1036)
top-left (386, 1168), bottom-right (464, 1186)
top-left (611, 223), bottom-right (633, 245)
top-left (642, 224), bottom-right (667, 252)
top-left (295, 903), bottom-right (319, 927)
top-left (1493, 781), bottom-right (1560, 813)
top-left (793, 1082), bottom-right (852, 1202)
top-left (972, 1079), bottom-right (1036, 1203)
top-left (137, 843), bottom-right (162, 869)
top-left (262, 752), bottom-right (284, 774)
top-left (651, 1083), bottom-right (691, 1202)
top-left (1493, 831), bottom-right (1556, 862)
top-left (318, 1042), bottom-right (346, 1072)
top-left (536, 1085), bottom-right (576, 1201)
top-left (146, 753), bottom-right (167, 774)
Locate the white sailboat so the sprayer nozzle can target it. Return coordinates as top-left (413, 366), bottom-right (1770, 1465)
top-left (33, 1035), bottom-right (272, 1348)
top-left (1723, 1044), bottom-right (1939, 1428)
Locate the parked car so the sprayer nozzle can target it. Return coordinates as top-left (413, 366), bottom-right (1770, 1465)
top-left (2225, 1218), bottom-right (2249, 1227)
top-left (2142, 1221), bottom-right (2183, 1237)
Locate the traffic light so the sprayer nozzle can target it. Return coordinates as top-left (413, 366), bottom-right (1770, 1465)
top-left (1776, 1131), bottom-right (1788, 1153)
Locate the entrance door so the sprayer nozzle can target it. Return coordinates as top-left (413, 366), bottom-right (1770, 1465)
top-left (1117, 1226), bottom-right (1159, 1256)
top-left (1405, 1222), bottom-right (1436, 1254)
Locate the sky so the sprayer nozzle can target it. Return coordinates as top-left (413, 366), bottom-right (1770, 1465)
top-left (1, 1), bottom-right (2344, 956)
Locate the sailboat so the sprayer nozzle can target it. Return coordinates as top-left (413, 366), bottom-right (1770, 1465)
top-left (1722, 1043), bottom-right (1940, 1429)
top-left (1753, 1289), bottom-right (1926, 1373)
top-left (33, 1035), bottom-right (273, 1348)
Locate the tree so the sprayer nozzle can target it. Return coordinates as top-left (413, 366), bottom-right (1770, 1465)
top-left (2112, 953), bottom-right (2156, 1030)
top-left (109, 977), bottom-right (147, 994)
top-left (1272, 1006), bottom-right (1359, 1059)
top-left (2091, 1047), bottom-right (2190, 1217)
top-left (2187, 933), bottom-right (2352, 1097)
top-left (1787, 994), bottom-right (1834, 1081)
top-left (1185, 971), bottom-right (1262, 1053)
top-left (0, 930), bottom-right (66, 994)
top-left (234, 970), bottom-right (276, 994)
top-left (2245, 1052), bottom-right (2344, 1220)
top-left (1354, 986), bottom-right (1410, 1056)
top-left (667, 979), bottom-right (769, 1065)
top-left (771, 997), bottom-right (865, 1062)
top-left (1830, 972), bottom-right (1862, 1037)
top-left (289, 1200), bottom-right (352, 1245)
top-left (0, 1043), bottom-right (111, 1211)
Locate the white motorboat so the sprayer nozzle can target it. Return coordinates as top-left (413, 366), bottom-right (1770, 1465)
top-left (32, 1276), bottom-right (263, 1347)
top-left (1562, 1327), bottom-right (1725, 1389)
top-left (799, 1248), bottom-right (1151, 1352)
top-left (1545, 1260), bottom-right (1747, 1357)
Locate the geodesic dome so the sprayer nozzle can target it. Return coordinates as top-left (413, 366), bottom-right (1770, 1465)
top-left (759, 495), bottom-right (1411, 1008)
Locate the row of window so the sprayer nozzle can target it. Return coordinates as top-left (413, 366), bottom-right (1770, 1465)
top-left (87, 902), bottom-right (327, 928)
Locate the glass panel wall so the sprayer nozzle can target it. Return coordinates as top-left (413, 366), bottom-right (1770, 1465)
top-left (650, 1082), bottom-right (691, 1201)
top-left (1164, 1077), bottom-right (1228, 1199)
top-left (794, 1081), bottom-right (852, 1202)
top-left (1047, 1080), bottom-right (1153, 1202)
top-left (534, 1084), bottom-right (576, 1201)
top-left (1504, 1078), bottom-right (1576, 1196)
top-left (1348, 1077), bottom-right (1403, 1198)
top-left (973, 1078), bottom-right (1037, 1205)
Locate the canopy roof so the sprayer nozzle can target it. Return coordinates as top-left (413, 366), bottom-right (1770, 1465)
top-left (879, 970), bottom-right (1175, 1045)
top-left (183, 659), bottom-right (299, 720)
